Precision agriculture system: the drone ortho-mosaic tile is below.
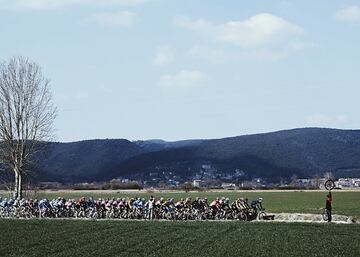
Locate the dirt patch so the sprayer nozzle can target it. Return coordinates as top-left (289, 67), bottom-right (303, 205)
top-left (1, 214), bottom-right (358, 224)
top-left (263, 213), bottom-right (354, 224)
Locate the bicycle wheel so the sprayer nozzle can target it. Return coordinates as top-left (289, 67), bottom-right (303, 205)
top-left (322, 209), bottom-right (329, 221)
top-left (325, 179), bottom-right (335, 191)
top-left (258, 211), bottom-right (266, 220)
top-left (238, 211), bottom-right (248, 221)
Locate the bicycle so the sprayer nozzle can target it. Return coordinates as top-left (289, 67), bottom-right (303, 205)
top-left (322, 208), bottom-right (331, 221)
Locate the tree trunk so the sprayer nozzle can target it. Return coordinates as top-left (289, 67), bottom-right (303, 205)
top-left (14, 171), bottom-right (19, 199)
top-left (17, 172), bottom-right (23, 200)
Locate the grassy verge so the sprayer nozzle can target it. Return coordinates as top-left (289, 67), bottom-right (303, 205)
top-left (2, 190), bottom-right (359, 218)
top-left (0, 219), bottom-right (359, 257)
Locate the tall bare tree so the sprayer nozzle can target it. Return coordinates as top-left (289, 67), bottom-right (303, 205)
top-left (0, 56), bottom-right (56, 199)
top-left (324, 171), bottom-right (334, 180)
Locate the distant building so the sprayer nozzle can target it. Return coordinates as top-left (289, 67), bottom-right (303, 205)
top-left (193, 180), bottom-right (202, 187)
top-left (336, 178), bottom-right (352, 188)
top-left (221, 183), bottom-right (236, 190)
top-left (39, 182), bottom-right (62, 189)
top-left (353, 179), bottom-right (360, 187)
top-left (297, 178), bottom-right (311, 187)
top-left (335, 178), bottom-right (360, 188)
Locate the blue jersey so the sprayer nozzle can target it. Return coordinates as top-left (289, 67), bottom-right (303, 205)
top-left (251, 200), bottom-right (258, 209)
top-left (39, 200), bottom-right (49, 209)
top-left (0, 200), bottom-right (7, 207)
top-left (133, 200), bottom-right (143, 208)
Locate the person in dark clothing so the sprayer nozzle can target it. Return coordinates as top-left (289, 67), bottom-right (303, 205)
top-left (326, 192), bottom-right (332, 222)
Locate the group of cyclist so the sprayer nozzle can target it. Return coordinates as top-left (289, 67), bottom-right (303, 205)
top-left (0, 196), bottom-right (266, 221)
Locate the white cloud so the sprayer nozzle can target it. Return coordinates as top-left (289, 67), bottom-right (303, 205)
top-left (306, 114), bottom-right (349, 127)
top-left (158, 70), bottom-right (207, 89)
top-left (13, 0), bottom-right (83, 9)
top-left (175, 13), bottom-right (304, 49)
top-left (87, 11), bottom-right (137, 27)
top-left (239, 48), bottom-right (288, 60)
top-left (152, 46), bottom-right (174, 65)
top-left (5, 0), bottom-right (148, 9)
top-left (335, 6), bottom-right (360, 23)
top-left (174, 16), bottom-right (212, 33)
top-left (93, 0), bottom-right (148, 6)
top-left (175, 13), bottom-right (308, 62)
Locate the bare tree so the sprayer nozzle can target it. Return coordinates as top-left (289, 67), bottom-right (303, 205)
top-left (290, 174), bottom-right (298, 187)
top-left (0, 56), bottom-right (57, 199)
top-left (312, 174), bottom-right (321, 189)
top-left (324, 171), bottom-right (334, 180)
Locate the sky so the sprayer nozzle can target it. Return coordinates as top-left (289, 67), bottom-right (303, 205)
top-left (0, 0), bottom-right (359, 142)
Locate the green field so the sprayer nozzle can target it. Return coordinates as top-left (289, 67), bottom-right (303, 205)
top-left (1, 191), bottom-right (360, 257)
top-left (1, 219), bottom-right (359, 257)
top-left (3, 190), bottom-right (359, 219)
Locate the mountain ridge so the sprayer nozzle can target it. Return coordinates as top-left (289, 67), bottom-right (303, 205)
top-left (34, 127), bottom-right (360, 183)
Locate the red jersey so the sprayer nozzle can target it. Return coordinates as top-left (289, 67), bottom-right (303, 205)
top-left (326, 195), bottom-right (332, 204)
top-left (326, 194), bottom-right (332, 208)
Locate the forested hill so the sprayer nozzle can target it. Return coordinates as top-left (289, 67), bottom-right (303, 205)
top-left (36, 128), bottom-right (360, 183)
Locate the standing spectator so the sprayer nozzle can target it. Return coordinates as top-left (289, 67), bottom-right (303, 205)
top-left (326, 192), bottom-right (332, 222)
top-left (146, 196), bottom-right (155, 220)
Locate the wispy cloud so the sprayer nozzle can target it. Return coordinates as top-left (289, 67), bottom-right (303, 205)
top-left (158, 70), bottom-right (207, 89)
top-left (87, 11), bottom-right (137, 27)
top-left (93, 0), bottom-right (148, 6)
top-left (335, 5), bottom-right (360, 23)
top-left (175, 13), bottom-right (304, 48)
top-left (175, 13), bottom-right (309, 61)
top-left (152, 46), bottom-right (174, 65)
top-left (13, 0), bottom-right (83, 9)
top-left (4, 0), bottom-right (148, 10)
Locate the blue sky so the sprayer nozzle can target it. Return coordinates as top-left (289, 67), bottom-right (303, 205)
top-left (1, 0), bottom-right (359, 142)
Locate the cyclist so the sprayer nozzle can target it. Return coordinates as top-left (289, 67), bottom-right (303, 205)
top-left (191, 197), bottom-right (201, 210)
top-left (231, 198), bottom-right (239, 211)
top-left (175, 198), bottom-right (185, 209)
top-left (210, 197), bottom-right (220, 218)
top-left (251, 198), bottom-right (264, 211)
top-left (0, 198), bottom-right (7, 208)
top-left (166, 198), bottom-right (175, 211)
top-left (183, 198), bottom-right (191, 210)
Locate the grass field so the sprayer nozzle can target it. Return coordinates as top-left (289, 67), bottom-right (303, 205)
top-left (1, 219), bottom-right (359, 257)
top-left (2, 190), bottom-right (359, 219)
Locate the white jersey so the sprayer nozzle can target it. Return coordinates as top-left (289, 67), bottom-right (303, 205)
top-left (147, 199), bottom-right (154, 209)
